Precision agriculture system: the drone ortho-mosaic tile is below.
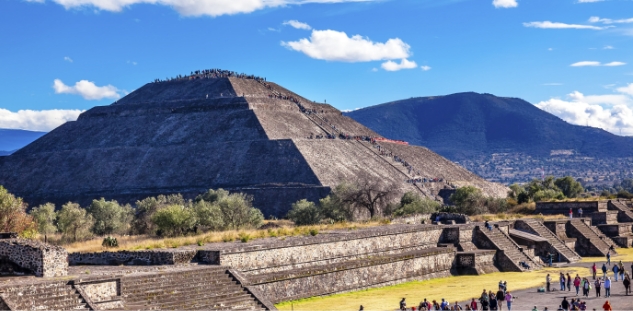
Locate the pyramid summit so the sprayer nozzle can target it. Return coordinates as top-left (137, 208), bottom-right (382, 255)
top-left (0, 70), bottom-right (506, 217)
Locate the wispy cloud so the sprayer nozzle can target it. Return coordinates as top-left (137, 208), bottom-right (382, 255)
top-left (604, 45), bottom-right (614, 50)
top-left (282, 29), bottom-right (411, 62)
top-left (381, 59), bottom-right (418, 71)
top-left (53, 79), bottom-right (121, 100)
top-left (571, 61), bottom-right (626, 67)
top-left (523, 21), bottom-right (608, 30)
top-left (63, 56), bottom-right (73, 63)
top-left (492, 0), bottom-right (517, 8)
top-left (0, 108), bottom-right (83, 131)
top-left (420, 65), bottom-right (431, 71)
top-left (577, 0), bottom-right (605, 3)
top-left (30, 0), bottom-right (380, 17)
top-left (283, 20), bottom-right (311, 30)
top-left (589, 16), bottom-right (633, 24)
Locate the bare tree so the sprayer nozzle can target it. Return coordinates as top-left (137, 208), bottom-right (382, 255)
top-left (340, 176), bottom-right (398, 219)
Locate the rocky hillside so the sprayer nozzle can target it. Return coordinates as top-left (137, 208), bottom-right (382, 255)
top-left (346, 92), bottom-right (633, 184)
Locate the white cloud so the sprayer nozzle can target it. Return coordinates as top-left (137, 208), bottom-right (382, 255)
top-left (604, 61), bottom-right (626, 67)
top-left (492, 0), bottom-right (517, 8)
top-left (571, 61), bottom-right (626, 67)
top-left (523, 21), bottom-right (608, 30)
top-left (53, 79), bottom-right (121, 100)
top-left (571, 61), bottom-right (601, 67)
top-left (381, 59), bottom-right (418, 71)
top-left (420, 65), bottom-right (431, 71)
top-left (282, 29), bottom-right (411, 62)
top-left (283, 20), bottom-right (311, 30)
top-left (589, 16), bottom-right (633, 24)
top-left (371, 68), bottom-right (378, 72)
top-left (536, 87), bottom-right (633, 136)
top-left (0, 108), bottom-right (83, 131)
top-left (577, 0), bottom-right (605, 2)
top-left (64, 56), bottom-right (73, 63)
top-left (34, 0), bottom-right (378, 17)
top-left (604, 45), bottom-right (614, 49)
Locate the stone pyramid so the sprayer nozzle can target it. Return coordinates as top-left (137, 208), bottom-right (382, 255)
top-left (0, 71), bottom-right (506, 216)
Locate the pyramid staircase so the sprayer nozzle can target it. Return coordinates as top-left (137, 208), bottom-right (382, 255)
top-left (477, 226), bottom-right (542, 272)
top-left (121, 267), bottom-right (270, 311)
top-left (568, 219), bottom-right (617, 256)
top-left (517, 219), bottom-right (581, 263)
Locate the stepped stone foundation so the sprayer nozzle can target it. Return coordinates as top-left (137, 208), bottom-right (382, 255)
top-left (592, 211), bottom-right (619, 225)
top-left (0, 233), bottom-right (67, 277)
top-left (536, 201), bottom-right (607, 215)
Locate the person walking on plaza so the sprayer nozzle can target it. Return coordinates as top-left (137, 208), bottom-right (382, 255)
top-left (602, 264), bottom-right (608, 278)
top-left (560, 273), bottom-right (566, 291)
top-left (574, 275), bottom-right (581, 296)
top-left (624, 274), bottom-right (631, 295)
top-left (400, 298), bottom-right (407, 310)
top-left (595, 277), bottom-right (602, 297)
top-left (582, 277), bottom-right (590, 297)
top-left (592, 263), bottom-right (597, 280)
top-left (612, 264), bottom-right (619, 281)
top-left (496, 288), bottom-right (505, 311)
top-left (470, 298), bottom-right (478, 311)
top-left (602, 300), bottom-right (612, 311)
top-left (606, 252), bottom-right (611, 265)
top-left (579, 208), bottom-right (583, 218)
top-left (567, 273), bottom-right (572, 292)
top-left (504, 291), bottom-right (513, 311)
top-left (604, 277), bottom-right (612, 297)
top-left (569, 208), bottom-right (573, 220)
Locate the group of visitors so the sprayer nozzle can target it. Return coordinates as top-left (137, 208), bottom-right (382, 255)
top-left (390, 281), bottom-right (513, 311)
top-left (152, 69), bottom-right (266, 83)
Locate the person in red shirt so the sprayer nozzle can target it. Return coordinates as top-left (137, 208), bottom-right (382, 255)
top-left (470, 298), bottom-right (478, 311)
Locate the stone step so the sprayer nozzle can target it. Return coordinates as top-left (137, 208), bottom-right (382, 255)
top-left (123, 277), bottom-right (238, 293)
top-left (125, 292), bottom-right (257, 310)
top-left (123, 270), bottom-right (227, 283)
top-left (125, 285), bottom-right (246, 303)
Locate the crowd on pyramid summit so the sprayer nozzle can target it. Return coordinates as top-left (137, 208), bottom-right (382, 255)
top-left (152, 69), bottom-right (266, 83)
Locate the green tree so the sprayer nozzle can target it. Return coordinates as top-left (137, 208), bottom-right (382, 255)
top-left (532, 189), bottom-right (565, 202)
top-left (132, 194), bottom-right (185, 235)
top-left (195, 189), bottom-right (229, 204)
top-left (287, 199), bottom-right (321, 225)
top-left (216, 193), bottom-right (263, 229)
top-left (450, 186), bottom-right (486, 215)
top-left (192, 200), bottom-right (224, 230)
top-left (30, 203), bottom-right (57, 235)
top-left (87, 198), bottom-right (133, 235)
top-left (0, 186), bottom-right (36, 237)
top-left (57, 202), bottom-right (94, 242)
top-left (151, 204), bottom-right (197, 237)
top-left (554, 176), bottom-right (584, 199)
top-left (393, 192), bottom-right (440, 216)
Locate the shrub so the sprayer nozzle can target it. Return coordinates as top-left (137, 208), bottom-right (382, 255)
top-left (216, 192), bottom-right (263, 229)
top-left (287, 199), bottom-right (321, 225)
top-left (151, 205), bottom-right (197, 237)
top-left (309, 228), bottom-right (319, 236)
top-left (450, 186), bottom-right (487, 215)
top-left (192, 200), bottom-right (224, 231)
top-left (0, 186), bottom-right (37, 237)
top-left (393, 192), bottom-right (441, 216)
top-left (238, 232), bottom-right (251, 243)
top-left (102, 236), bottom-right (118, 248)
top-left (87, 198), bottom-right (133, 236)
top-left (532, 189), bottom-right (565, 202)
top-left (30, 203), bottom-right (57, 235)
top-left (132, 194), bottom-right (185, 235)
top-left (57, 202), bottom-right (94, 242)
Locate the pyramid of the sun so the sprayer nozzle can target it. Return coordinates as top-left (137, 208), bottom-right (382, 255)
top-left (0, 72), bottom-right (507, 216)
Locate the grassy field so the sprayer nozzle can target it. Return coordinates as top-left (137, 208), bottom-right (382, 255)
top-left (276, 250), bottom-right (633, 311)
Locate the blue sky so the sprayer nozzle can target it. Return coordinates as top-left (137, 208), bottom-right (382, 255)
top-left (1, 0), bottom-right (632, 134)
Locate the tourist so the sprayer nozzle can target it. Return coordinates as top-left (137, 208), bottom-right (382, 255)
top-left (481, 298), bottom-right (490, 311)
top-left (400, 298), bottom-right (407, 310)
top-left (567, 273), bottom-right (572, 292)
top-left (359, 305), bottom-right (364, 311)
top-left (569, 208), bottom-right (573, 220)
top-left (592, 263), bottom-right (597, 280)
top-left (606, 252), bottom-right (611, 266)
top-left (441, 298), bottom-right (449, 310)
top-left (420, 298), bottom-right (431, 310)
top-left (504, 291), bottom-right (513, 311)
top-left (602, 264), bottom-right (608, 278)
top-left (630, 262), bottom-right (633, 276)
top-left (573, 275), bottom-right (581, 296)
top-left (623, 273), bottom-right (631, 295)
top-left (496, 288), bottom-right (505, 311)
top-left (619, 262), bottom-right (625, 280)
top-left (604, 277), bottom-right (612, 297)
top-left (560, 273), bottom-right (566, 291)
top-left (557, 306), bottom-right (564, 311)
top-left (578, 208), bottom-right (583, 218)
top-left (595, 278), bottom-right (602, 297)
top-left (433, 300), bottom-right (441, 310)
top-left (582, 278), bottom-right (590, 297)
top-left (489, 296), bottom-right (498, 310)
top-left (470, 298), bottom-right (478, 311)
top-left (532, 307), bottom-right (538, 311)
top-left (454, 301), bottom-right (462, 311)
top-left (602, 300), bottom-right (612, 311)
top-left (612, 264), bottom-right (619, 281)
top-left (547, 274), bottom-right (552, 292)
top-left (485, 220), bottom-right (493, 231)
top-left (561, 297), bottom-right (570, 311)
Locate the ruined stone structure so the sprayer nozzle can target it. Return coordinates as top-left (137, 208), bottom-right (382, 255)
top-left (0, 74), bottom-right (506, 217)
top-left (0, 234), bottom-right (67, 277)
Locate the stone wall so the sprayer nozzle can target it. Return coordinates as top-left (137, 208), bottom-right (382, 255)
top-left (0, 237), bottom-right (67, 277)
top-left (536, 201), bottom-right (607, 215)
top-left (597, 224), bottom-right (632, 237)
top-left (250, 248), bottom-right (455, 303)
top-left (592, 211), bottom-right (619, 225)
top-left (69, 249), bottom-right (197, 266)
top-left (544, 221), bottom-right (568, 240)
top-left (454, 250), bottom-right (498, 275)
top-left (199, 225), bottom-right (445, 272)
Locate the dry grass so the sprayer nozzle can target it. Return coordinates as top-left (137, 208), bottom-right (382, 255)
top-left (581, 247), bottom-right (633, 263)
top-left (55, 221), bottom-right (384, 253)
top-left (276, 266), bottom-right (592, 311)
top-left (470, 213), bottom-right (567, 223)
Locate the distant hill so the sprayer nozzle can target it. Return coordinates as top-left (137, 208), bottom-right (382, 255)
top-left (0, 129), bottom-right (46, 155)
top-left (346, 92), bottom-right (633, 184)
